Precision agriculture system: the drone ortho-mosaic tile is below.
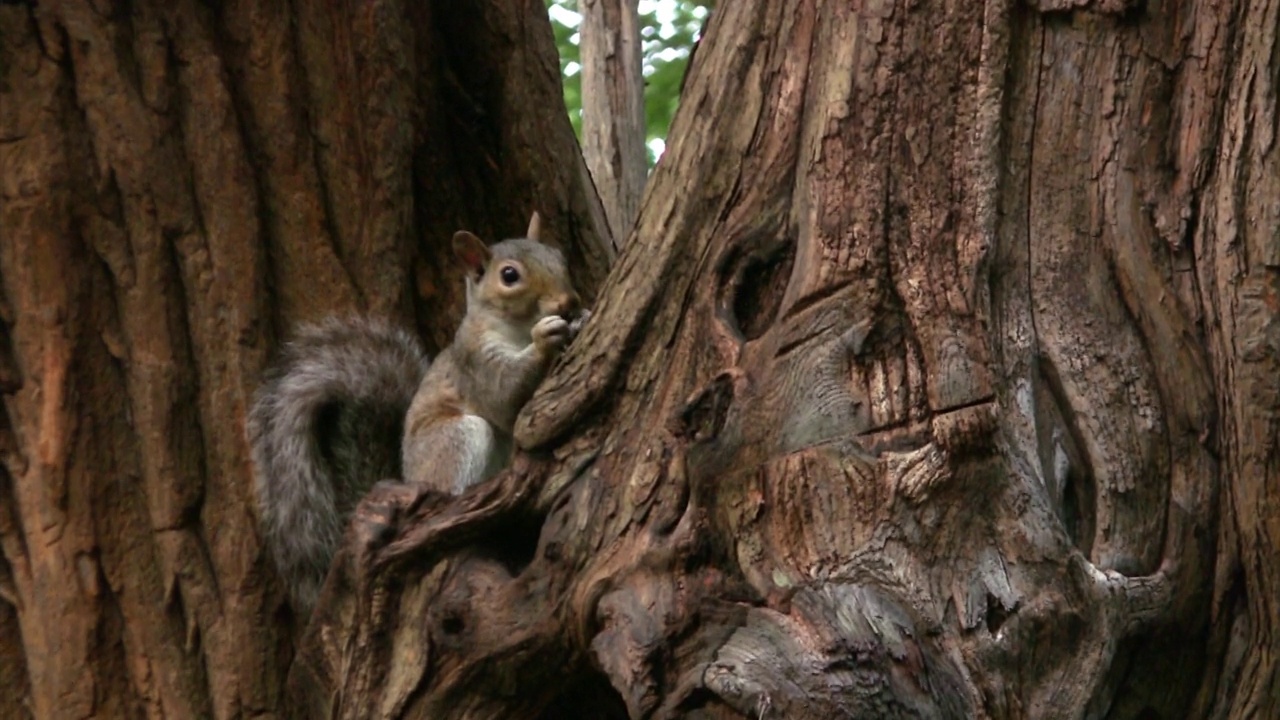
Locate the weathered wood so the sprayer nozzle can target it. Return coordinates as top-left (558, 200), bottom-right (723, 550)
top-left (2, 0), bottom-right (1278, 718)
top-left (303, 0), bottom-right (1277, 717)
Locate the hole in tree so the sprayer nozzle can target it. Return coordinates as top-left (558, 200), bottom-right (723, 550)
top-left (1035, 359), bottom-right (1097, 558)
top-left (985, 593), bottom-right (1012, 634)
top-left (537, 667), bottom-right (629, 720)
top-left (673, 687), bottom-right (741, 717)
top-left (675, 372), bottom-right (736, 443)
top-left (719, 232), bottom-right (795, 342)
top-left (441, 612), bottom-right (465, 635)
top-left (470, 509), bottom-right (543, 577)
top-left (1061, 464), bottom-right (1095, 557)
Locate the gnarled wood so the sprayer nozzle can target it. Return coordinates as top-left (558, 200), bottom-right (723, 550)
top-left (300, 0), bottom-right (1275, 718)
top-left (3, 0), bottom-right (1277, 718)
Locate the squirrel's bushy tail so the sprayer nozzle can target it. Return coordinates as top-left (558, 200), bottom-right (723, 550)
top-left (247, 317), bottom-right (428, 613)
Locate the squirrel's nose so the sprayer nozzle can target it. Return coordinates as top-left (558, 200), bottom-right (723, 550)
top-left (550, 293), bottom-right (581, 319)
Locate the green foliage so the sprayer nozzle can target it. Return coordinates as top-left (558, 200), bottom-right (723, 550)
top-left (546, 0), bottom-right (710, 167)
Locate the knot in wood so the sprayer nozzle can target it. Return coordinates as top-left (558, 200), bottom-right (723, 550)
top-left (672, 371), bottom-right (738, 443)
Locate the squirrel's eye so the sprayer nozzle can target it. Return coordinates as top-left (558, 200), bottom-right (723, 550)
top-left (499, 265), bottom-right (521, 285)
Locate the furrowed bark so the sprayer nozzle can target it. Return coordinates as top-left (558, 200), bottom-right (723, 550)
top-left (0, 1), bottom-right (607, 717)
top-left (3, 0), bottom-right (1277, 718)
top-left (300, 0), bottom-right (1275, 718)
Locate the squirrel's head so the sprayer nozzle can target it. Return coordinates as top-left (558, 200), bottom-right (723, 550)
top-left (452, 211), bottom-right (582, 333)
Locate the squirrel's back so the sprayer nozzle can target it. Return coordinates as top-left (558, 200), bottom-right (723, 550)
top-left (246, 317), bottom-right (428, 612)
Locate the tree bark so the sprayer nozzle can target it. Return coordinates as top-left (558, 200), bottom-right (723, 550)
top-left (580, 0), bottom-right (648, 246)
top-left (0, 1), bottom-right (608, 718)
top-left (2, 1), bottom-right (1277, 720)
top-left (297, 0), bottom-right (1278, 718)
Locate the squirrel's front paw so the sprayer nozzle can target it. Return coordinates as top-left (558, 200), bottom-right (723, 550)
top-left (532, 315), bottom-right (571, 355)
top-left (568, 308), bottom-right (592, 339)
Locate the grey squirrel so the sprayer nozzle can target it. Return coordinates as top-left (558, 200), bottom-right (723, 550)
top-left (247, 213), bottom-right (587, 613)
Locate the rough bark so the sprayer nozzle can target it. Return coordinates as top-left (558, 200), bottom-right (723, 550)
top-left (580, 0), bottom-right (648, 246)
top-left (298, 0), bottom-right (1278, 719)
top-left (0, 1), bottom-right (608, 718)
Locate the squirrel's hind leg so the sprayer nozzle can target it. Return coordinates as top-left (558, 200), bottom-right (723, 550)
top-left (402, 415), bottom-right (510, 495)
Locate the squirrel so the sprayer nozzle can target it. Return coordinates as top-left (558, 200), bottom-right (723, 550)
top-left (247, 212), bottom-right (587, 613)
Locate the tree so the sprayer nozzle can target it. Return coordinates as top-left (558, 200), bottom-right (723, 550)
top-left (3, 2), bottom-right (1278, 720)
top-left (0, 2), bottom-right (609, 718)
top-left (551, 0), bottom-right (710, 242)
top-left (579, 0), bottom-right (647, 243)
top-left (547, 0), bottom-right (709, 165)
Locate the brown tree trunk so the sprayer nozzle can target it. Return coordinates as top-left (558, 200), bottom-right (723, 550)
top-left (0, 1), bottom-right (608, 718)
top-left (295, 1), bottom-right (1279, 718)
top-left (580, 0), bottom-right (648, 246)
top-left (2, 1), bottom-right (1277, 720)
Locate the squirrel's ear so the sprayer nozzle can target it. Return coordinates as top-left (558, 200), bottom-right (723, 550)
top-left (452, 231), bottom-right (491, 279)
top-left (526, 211), bottom-right (542, 242)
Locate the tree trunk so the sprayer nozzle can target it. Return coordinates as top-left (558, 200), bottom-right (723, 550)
top-left (296, 0), bottom-right (1278, 718)
top-left (0, 1), bottom-right (608, 718)
top-left (2, 2), bottom-right (1277, 720)
top-left (580, 0), bottom-right (648, 246)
